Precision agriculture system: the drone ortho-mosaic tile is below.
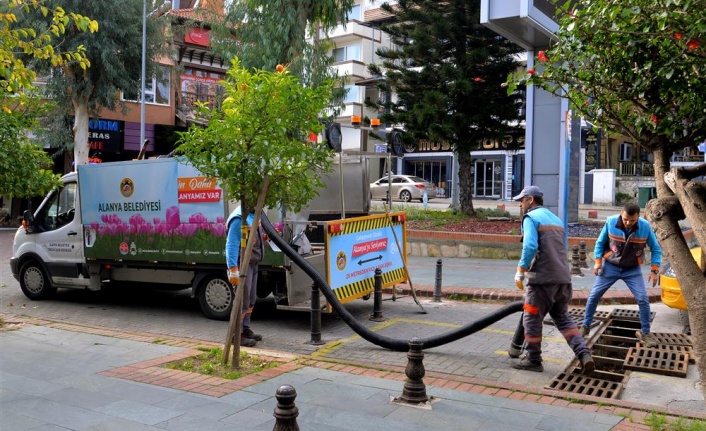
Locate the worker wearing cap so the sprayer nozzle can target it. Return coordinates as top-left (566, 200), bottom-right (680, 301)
top-left (580, 202), bottom-right (662, 347)
top-left (512, 185), bottom-right (594, 373)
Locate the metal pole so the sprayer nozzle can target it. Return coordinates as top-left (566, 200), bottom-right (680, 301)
top-left (309, 282), bottom-right (323, 345)
top-left (387, 151), bottom-right (392, 209)
top-left (140, 0), bottom-right (147, 151)
top-left (433, 259), bottom-right (442, 302)
top-left (339, 152), bottom-right (345, 219)
top-left (370, 268), bottom-right (384, 321)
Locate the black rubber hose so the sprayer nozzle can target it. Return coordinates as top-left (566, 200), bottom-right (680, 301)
top-left (261, 213), bottom-right (524, 352)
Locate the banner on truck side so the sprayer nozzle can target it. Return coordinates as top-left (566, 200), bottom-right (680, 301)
top-left (325, 212), bottom-right (408, 304)
top-left (78, 158), bottom-right (227, 263)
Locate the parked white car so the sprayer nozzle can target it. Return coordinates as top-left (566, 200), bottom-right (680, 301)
top-left (370, 175), bottom-right (436, 202)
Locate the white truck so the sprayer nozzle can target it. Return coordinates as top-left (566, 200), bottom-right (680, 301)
top-left (10, 156), bottom-right (372, 319)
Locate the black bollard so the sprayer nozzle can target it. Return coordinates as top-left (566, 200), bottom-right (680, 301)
top-left (508, 313), bottom-right (524, 358)
top-left (370, 268), bottom-right (385, 321)
top-left (433, 259), bottom-right (443, 302)
top-left (399, 337), bottom-right (429, 404)
top-left (309, 282), bottom-right (324, 345)
top-left (579, 241), bottom-right (589, 268)
top-left (273, 385), bottom-right (299, 431)
top-left (571, 245), bottom-right (583, 275)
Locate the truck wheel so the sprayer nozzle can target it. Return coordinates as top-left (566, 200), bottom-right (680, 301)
top-left (399, 190), bottom-right (412, 202)
top-left (198, 275), bottom-right (233, 320)
top-left (19, 260), bottom-right (56, 300)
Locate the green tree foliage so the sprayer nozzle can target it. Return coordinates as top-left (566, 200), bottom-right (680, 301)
top-left (0, 0), bottom-right (96, 198)
top-left (176, 59), bottom-right (336, 366)
top-left (0, 0), bottom-right (96, 93)
top-left (212, 0), bottom-right (353, 88)
top-left (507, 0), bottom-right (706, 404)
top-left (0, 94), bottom-right (62, 198)
top-left (368, 0), bottom-right (524, 216)
top-left (176, 59), bottom-right (336, 218)
top-left (28, 0), bottom-right (170, 166)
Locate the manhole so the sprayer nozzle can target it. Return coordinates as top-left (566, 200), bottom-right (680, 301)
top-left (623, 347), bottom-right (689, 377)
top-left (546, 372), bottom-right (624, 399)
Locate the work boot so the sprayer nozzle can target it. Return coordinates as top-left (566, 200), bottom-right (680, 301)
top-left (240, 336), bottom-right (257, 347)
top-left (243, 328), bottom-right (263, 342)
top-left (636, 331), bottom-right (658, 348)
top-left (511, 355), bottom-right (543, 372)
top-left (508, 344), bottom-right (523, 359)
top-left (579, 353), bottom-right (595, 375)
top-left (579, 324), bottom-right (590, 338)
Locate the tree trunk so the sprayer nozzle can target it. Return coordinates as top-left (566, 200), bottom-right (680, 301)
top-left (72, 97), bottom-right (90, 167)
top-left (652, 147), bottom-right (673, 197)
top-left (223, 177), bottom-right (270, 368)
top-left (646, 164), bottom-right (706, 406)
top-left (457, 150), bottom-right (476, 216)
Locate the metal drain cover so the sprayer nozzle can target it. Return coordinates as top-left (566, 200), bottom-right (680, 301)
top-left (643, 332), bottom-right (692, 346)
top-left (610, 309), bottom-right (655, 322)
top-left (637, 343), bottom-right (695, 364)
top-left (568, 308), bottom-right (611, 321)
top-left (546, 372), bottom-right (623, 399)
top-left (623, 347), bottom-right (689, 377)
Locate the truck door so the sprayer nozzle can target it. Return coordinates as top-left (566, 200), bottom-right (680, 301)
top-left (34, 181), bottom-right (86, 283)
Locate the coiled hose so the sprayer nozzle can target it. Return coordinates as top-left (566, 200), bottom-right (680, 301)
top-left (261, 213), bottom-right (524, 352)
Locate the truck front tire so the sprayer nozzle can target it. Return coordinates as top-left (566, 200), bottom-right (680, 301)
top-left (198, 274), bottom-right (233, 320)
top-left (19, 260), bottom-right (56, 300)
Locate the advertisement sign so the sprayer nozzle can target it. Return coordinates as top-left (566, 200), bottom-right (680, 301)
top-left (78, 158), bottom-right (226, 263)
top-left (86, 118), bottom-right (123, 153)
top-left (185, 27), bottom-right (210, 46)
top-left (325, 213), bottom-right (408, 303)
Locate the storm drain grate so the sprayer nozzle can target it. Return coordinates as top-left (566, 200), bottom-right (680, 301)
top-left (636, 343), bottom-right (695, 364)
top-left (623, 347), bottom-right (689, 377)
top-left (545, 308), bottom-right (609, 327)
top-left (546, 372), bottom-right (623, 399)
top-left (644, 332), bottom-right (692, 346)
top-left (568, 308), bottom-right (611, 321)
top-left (610, 309), bottom-right (655, 322)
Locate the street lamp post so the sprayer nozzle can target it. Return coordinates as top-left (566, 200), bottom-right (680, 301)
top-left (140, 0), bottom-right (147, 153)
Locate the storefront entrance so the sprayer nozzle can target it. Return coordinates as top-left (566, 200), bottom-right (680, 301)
top-left (473, 159), bottom-right (503, 198)
top-left (406, 159), bottom-right (449, 198)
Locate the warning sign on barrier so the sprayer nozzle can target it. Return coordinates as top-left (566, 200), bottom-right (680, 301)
top-left (325, 212), bottom-right (408, 303)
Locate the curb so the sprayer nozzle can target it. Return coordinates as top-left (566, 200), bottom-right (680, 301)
top-left (387, 284), bottom-right (663, 305)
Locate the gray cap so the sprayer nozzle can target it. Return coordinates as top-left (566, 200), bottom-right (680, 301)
top-left (512, 185), bottom-right (543, 201)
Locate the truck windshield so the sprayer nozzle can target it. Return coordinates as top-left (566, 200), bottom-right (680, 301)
top-left (36, 183), bottom-right (77, 232)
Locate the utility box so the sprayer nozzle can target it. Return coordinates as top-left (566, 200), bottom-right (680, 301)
top-left (637, 186), bottom-right (657, 208)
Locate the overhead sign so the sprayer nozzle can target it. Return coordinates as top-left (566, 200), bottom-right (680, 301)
top-left (325, 213), bottom-right (408, 303)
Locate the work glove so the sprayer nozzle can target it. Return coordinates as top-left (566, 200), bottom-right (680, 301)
top-left (514, 267), bottom-right (526, 290)
top-left (227, 266), bottom-right (240, 285)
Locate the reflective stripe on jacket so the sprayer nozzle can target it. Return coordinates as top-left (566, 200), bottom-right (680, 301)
top-left (594, 214), bottom-right (661, 269)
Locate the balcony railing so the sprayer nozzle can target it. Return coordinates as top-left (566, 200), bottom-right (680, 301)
top-left (618, 162), bottom-right (655, 176)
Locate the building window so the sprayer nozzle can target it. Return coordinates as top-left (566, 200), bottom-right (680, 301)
top-left (122, 65), bottom-right (170, 106)
top-left (332, 44), bottom-right (361, 62)
top-left (348, 4), bottom-right (361, 21)
top-left (619, 142), bottom-right (633, 162)
top-left (343, 84), bottom-right (359, 104)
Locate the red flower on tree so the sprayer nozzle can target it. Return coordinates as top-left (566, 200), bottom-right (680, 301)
top-left (537, 51), bottom-right (549, 63)
top-left (674, 32), bottom-right (683, 40)
top-left (687, 40), bottom-right (699, 51)
top-left (473, 77), bottom-right (484, 82)
top-left (527, 69), bottom-right (535, 76)
top-left (650, 115), bottom-right (658, 125)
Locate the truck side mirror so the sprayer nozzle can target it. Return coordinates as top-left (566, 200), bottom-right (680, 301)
top-left (22, 210), bottom-right (35, 233)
